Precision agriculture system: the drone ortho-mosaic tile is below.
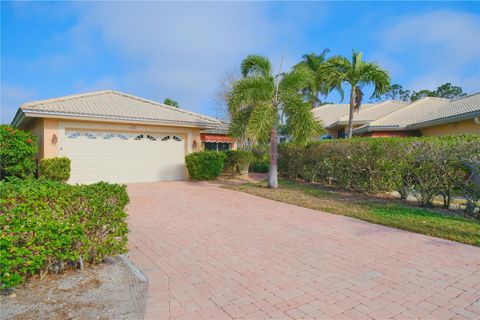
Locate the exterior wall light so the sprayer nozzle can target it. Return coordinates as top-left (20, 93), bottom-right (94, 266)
top-left (51, 134), bottom-right (58, 144)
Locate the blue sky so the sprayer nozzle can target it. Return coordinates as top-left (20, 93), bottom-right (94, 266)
top-left (2, 1), bottom-right (479, 123)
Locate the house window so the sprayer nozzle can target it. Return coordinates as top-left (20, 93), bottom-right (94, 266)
top-left (337, 128), bottom-right (346, 139)
top-left (204, 142), bottom-right (230, 151)
top-left (135, 134), bottom-right (156, 141)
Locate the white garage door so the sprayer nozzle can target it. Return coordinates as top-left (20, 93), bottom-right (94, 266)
top-left (62, 130), bottom-right (185, 184)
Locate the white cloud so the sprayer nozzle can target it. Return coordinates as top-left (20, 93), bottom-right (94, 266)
top-left (68, 2), bottom-right (312, 113)
top-left (0, 83), bottom-right (36, 124)
top-left (378, 9), bottom-right (480, 92)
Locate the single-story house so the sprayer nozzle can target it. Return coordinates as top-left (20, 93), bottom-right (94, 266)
top-left (312, 93), bottom-right (480, 138)
top-left (321, 100), bottom-right (408, 138)
top-left (12, 90), bottom-right (235, 184)
top-left (353, 93), bottom-right (480, 137)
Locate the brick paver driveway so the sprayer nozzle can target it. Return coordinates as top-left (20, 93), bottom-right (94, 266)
top-left (127, 182), bottom-right (480, 320)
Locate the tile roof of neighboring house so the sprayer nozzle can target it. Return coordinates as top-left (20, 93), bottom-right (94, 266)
top-left (329, 100), bottom-right (408, 128)
top-left (354, 93), bottom-right (480, 134)
top-left (312, 103), bottom-right (373, 128)
top-left (14, 90), bottom-right (223, 128)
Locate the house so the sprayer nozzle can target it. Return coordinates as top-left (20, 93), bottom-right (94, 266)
top-left (353, 93), bottom-right (480, 137)
top-left (312, 93), bottom-right (480, 138)
top-left (319, 101), bottom-right (408, 138)
top-left (12, 90), bottom-right (235, 184)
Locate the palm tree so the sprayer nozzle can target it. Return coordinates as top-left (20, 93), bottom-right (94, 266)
top-left (293, 49), bottom-right (342, 109)
top-left (322, 51), bottom-right (390, 138)
top-left (228, 55), bottom-right (322, 188)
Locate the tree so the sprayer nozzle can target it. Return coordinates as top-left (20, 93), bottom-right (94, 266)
top-left (164, 98), bottom-right (179, 108)
top-left (378, 83), bottom-right (411, 102)
top-left (228, 54), bottom-right (322, 188)
top-left (410, 83), bottom-right (467, 101)
top-left (322, 51), bottom-right (391, 138)
top-left (293, 49), bottom-right (341, 108)
top-left (213, 70), bottom-right (239, 121)
top-left (410, 89), bottom-right (434, 102)
top-left (433, 83), bottom-right (467, 100)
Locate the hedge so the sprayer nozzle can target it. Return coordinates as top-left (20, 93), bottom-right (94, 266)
top-left (223, 150), bottom-right (254, 176)
top-left (278, 136), bottom-right (480, 211)
top-left (0, 125), bottom-right (38, 180)
top-left (0, 178), bottom-right (129, 289)
top-left (40, 157), bottom-right (71, 182)
top-left (185, 151), bottom-right (226, 180)
top-left (249, 144), bottom-right (270, 173)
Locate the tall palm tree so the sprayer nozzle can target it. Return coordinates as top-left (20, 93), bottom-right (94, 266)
top-left (322, 51), bottom-right (390, 138)
top-left (293, 49), bottom-right (341, 109)
top-left (228, 55), bottom-right (322, 188)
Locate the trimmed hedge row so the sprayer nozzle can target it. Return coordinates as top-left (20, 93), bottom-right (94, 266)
top-left (0, 178), bottom-right (129, 289)
top-left (279, 136), bottom-right (480, 210)
top-left (0, 125), bottom-right (37, 180)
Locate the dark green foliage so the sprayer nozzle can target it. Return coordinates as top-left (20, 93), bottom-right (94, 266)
top-left (0, 125), bottom-right (38, 180)
top-left (164, 98), bottom-right (179, 108)
top-left (278, 136), bottom-right (480, 211)
top-left (185, 151), bottom-right (226, 180)
top-left (39, 157), bottom-right (71, 182)
top-left (223, 150), bottom-right (254, 175)
top-left (0, 178), bottom-right (129, 289)
top-left (249, 145), bottom-right (270, 173)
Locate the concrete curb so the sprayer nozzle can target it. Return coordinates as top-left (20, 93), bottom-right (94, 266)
top-left (117, 254), bottom-right (148, 284)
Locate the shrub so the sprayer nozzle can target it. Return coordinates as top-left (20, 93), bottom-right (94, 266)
top-left (223, 150), bottom-right (254, 175)
top-left (0, 178), bottom-right (129, 289)
top-left (39, 157), bottom-right (71, 182)
top-left (250, 163), bottom-right (270, 173)
top-left (185, 151), bottom-right (226, 180)
top-left (249, 144), bottom-right (270, 173)
top-left (0, 125), bottom-right (38, 180)
top-left (278, 136), bottom-right (480, 210)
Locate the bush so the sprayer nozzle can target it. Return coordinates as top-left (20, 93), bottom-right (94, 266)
top-left (39, 157), bottom-right (71, 182)
top-left (249, 144), bottom-right (270, 173)
top-left (0, 125), bottom-right (38, 180)
top-left (223, 150), bottom-right (254, 175)
top-left (185, 151), bottom-right (226, 180)
top-left (250, 163), bottom-right (270, 173)
top-left (278, 136), bottom-right (480, 210)
top-left (0, 178), bottom-right (129, 289)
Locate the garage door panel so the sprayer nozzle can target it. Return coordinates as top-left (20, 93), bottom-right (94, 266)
top-left (63, 130), bottom-right (185, 184)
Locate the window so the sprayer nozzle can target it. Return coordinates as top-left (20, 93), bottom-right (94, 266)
top-left (161, 136), bottom-right (170, 141)
top-left (104, 133), bottom-right (128, 140)
top-left (68, 132), bottom-right (80, 139)
top-left (172, 136), bottom-right (182, 142)
top-left (337, 128), bottom-right (346, 139)
top-left (68, 132), bottom-right (96, 139)
top-left (135, 134), bottom-right (156, 141)
top-left (85, 132), bottom-right (97, 139)
top-left (204, 142), bottom-right (230, 151)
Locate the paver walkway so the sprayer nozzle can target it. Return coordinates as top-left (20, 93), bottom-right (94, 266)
top-left (127, 181), bottom-right (480, 320)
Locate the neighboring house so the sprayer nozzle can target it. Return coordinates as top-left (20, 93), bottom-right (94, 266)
top-left (12, 90), bottom-right (235, 184)
top-left (353, 93), bottom-right (480, 137)
top-left (312, 93), bottom-right (480, 138)
top-left (323, 101), bottom-right (408, 138)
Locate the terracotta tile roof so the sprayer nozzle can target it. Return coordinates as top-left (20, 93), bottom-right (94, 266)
top-left (17, 90), bottom-right (222, 128)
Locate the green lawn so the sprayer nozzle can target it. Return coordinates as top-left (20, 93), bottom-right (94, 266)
top-left (225, 179), bottom-right (480, 246)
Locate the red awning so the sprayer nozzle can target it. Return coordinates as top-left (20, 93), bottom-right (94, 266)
top-left (201, 134), bottom-right (235, 143)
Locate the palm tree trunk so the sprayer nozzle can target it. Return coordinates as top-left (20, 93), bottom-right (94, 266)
top-left (268, 128), bottom-right (278, 188)
top-left (347, 86), bottom-right (355, 138)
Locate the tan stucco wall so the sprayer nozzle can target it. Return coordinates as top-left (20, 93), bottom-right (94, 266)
top-left (420, 119), bottom-right (480, 136)
top-left (43, 118), bottom-right (59, 158)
